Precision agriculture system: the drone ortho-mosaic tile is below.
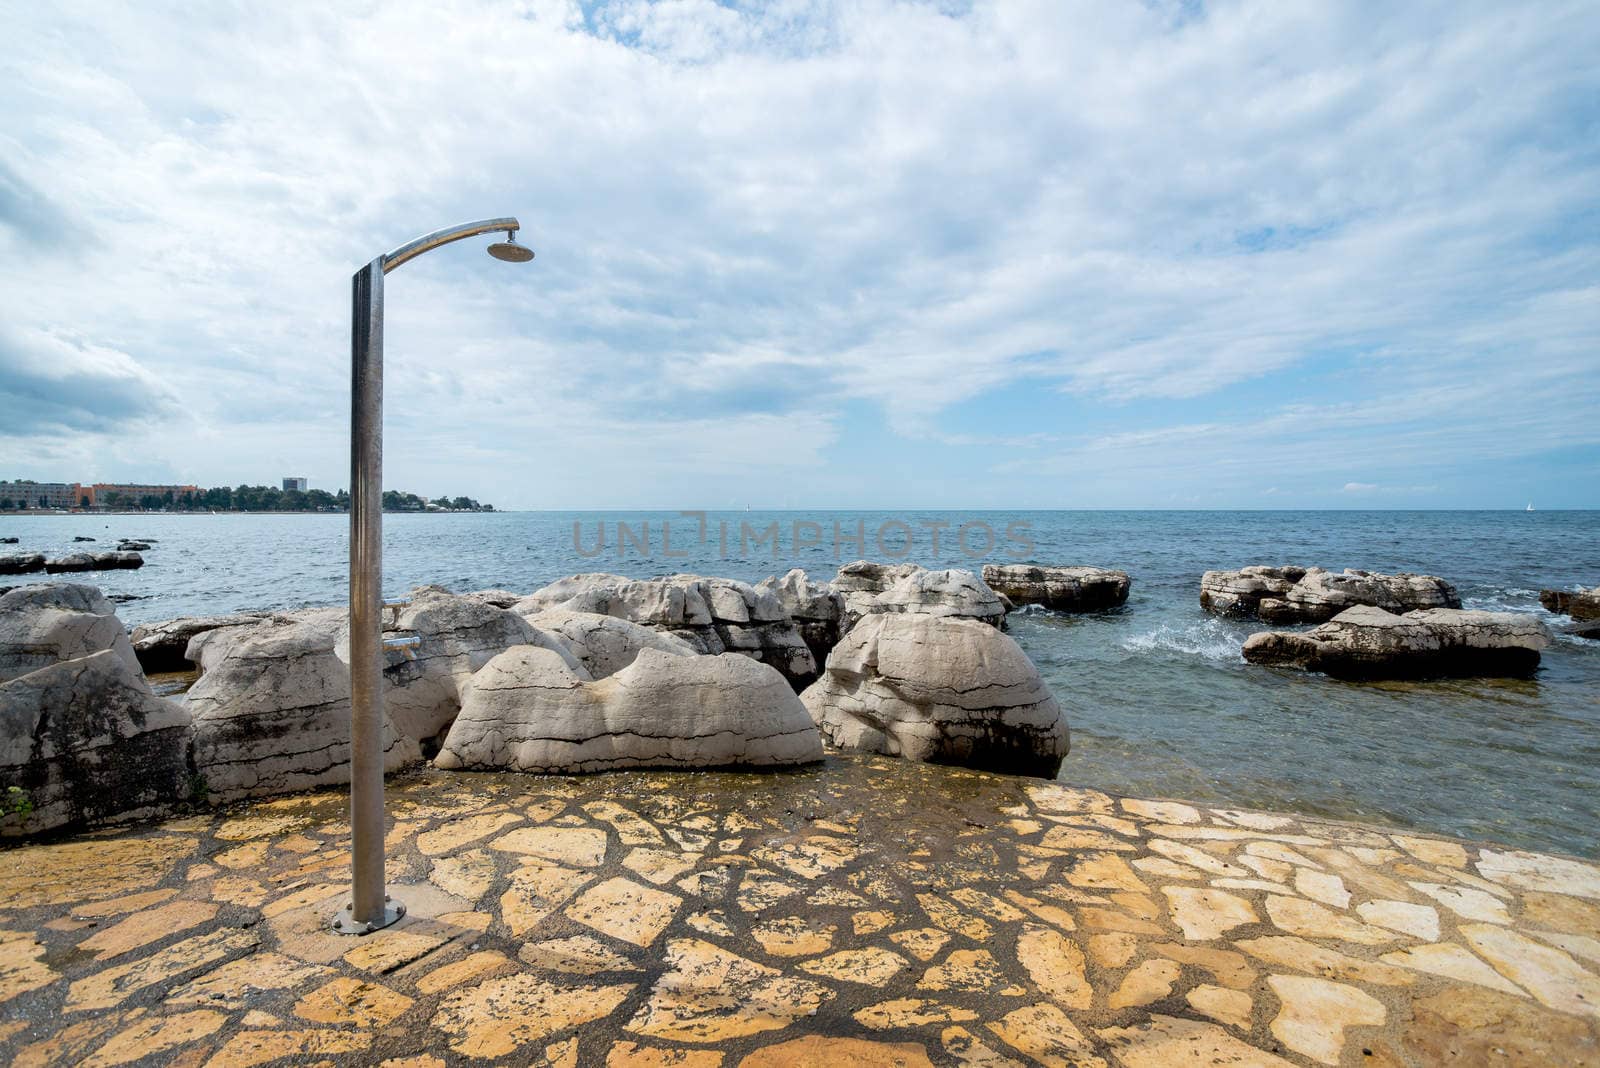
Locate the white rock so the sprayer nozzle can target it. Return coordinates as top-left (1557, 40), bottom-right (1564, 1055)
top-left (800, 613), bottom-right (1068, 776)
top-left (436, 646), bottom-right (823, 773)
top-left (1, 649), bottom-right (192, 836)
top-left (517, 573), bottom-right (816, 687)
top-left (188, 618), bottom-right (420, 802)
top-left (0, 583), bottom-right (140, 683)
top-left (526, 608), bottom-right (696, 679)
top-left (1242, 605), bottom-right (1550, 679)
top-left (832, 561), bottom-right (1006, 630)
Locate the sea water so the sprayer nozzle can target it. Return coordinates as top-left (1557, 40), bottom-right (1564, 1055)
top-left (4, 509), bottom-right (1597, 857)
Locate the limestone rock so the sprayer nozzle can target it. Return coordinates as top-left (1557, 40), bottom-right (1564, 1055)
top-left (0, 583), bottom-right (140, 683)
top-left (188, 618), bottom-right (420, 802)
top-left (982, 564), bottom-right (1130, 613)
top-left (130, 614), bottom-right (271, 674)
top-left (1539, 586), bottom-right (1600, 621)
top-left (0, 553), bottom-right (46, 575)
top-left (525, 608), bottom-right (695, 680)
top-left (44, 551), bottom-right (144, 573)
top-left (436, 646), bottom-right (823, 773)
top-left (756, 569), bottom-right (846, 668)
top-left (799, 613), bottom-right (1068, 777)
top-left (516, 573), bottom-right (817, 688)
top-left (1201, 566), bottom-right (1460, 623)
top-left (833, 561), bottom-right (1006, 630)
top-left (1, 649), bottom-right (193, 836)
top-left (1242, 606), bottom-right (1550, 679)
top-left (381, 587), bottom-right (586, 748)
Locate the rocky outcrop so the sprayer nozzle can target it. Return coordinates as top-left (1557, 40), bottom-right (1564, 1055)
top-left (525, 608), bottom-right (696, 680)
top-left (116, 540), bottom-right (152, 551)
top-left (982, 564), bottom-right (1130, 612)
top-left (0, 553), bottom-right (46, 575)
top-left (1241, 606), bottom-right (1550, 679)
top-left (130, 613), bottom-right (272, 673)
top-left (188, 618), bottom-right (420, 802)
top-left (516, 573), bottom-right (817, 688)
top-left (436, 647), bottom-right (823, 773)
top-left (1, 649), bottom-right (193, 837)
top-left (799, 613), bottom-right (1068, 777)
top-left (0, 583), bottom-right (140, 683)
top-left (44, 551), bottom-right (144, 573)
top-left (833, 561), bottom-right (1007, 630)
top-left (1200, 566), bottom-right (1460, 623)
top-left (380, 587), bottom-right (582, 750)
top-left (757, 569), bottom-right (846, 669)
top-left (1539, 586), bottom-right (1600, 622)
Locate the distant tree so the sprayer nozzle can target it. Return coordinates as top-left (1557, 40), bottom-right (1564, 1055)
top-left (79, 495), bottom-right (91, 509)
top-left (306, 488), bottom-right (335, 511)
top-left (0, 499), bottom-right (12, 510)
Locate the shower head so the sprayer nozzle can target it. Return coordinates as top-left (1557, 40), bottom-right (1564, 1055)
top-left (487, 231), bottom-right (535, 263)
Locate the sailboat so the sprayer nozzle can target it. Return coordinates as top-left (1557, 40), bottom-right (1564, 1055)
top-left (1526, 502), bottom-right (1535, 512)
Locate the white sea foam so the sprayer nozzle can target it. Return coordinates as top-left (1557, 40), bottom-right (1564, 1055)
top-left (1120, 618), bottom-right (1243, 663)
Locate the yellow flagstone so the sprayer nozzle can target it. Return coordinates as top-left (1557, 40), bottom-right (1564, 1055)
top-left (1097, 1014), bottom-right (1293, 1067)
top-left (565, 877), bottom-right (682, 947)
top-left (1015, 924), bottom-right (1091, 1009)
top-left (626, 938), bottom-right (831, 1042)
top-left (491, 826), bottom-right (609, 867)
top-left (1461, 923), bottom-right (1600, 1019)
top-left (292, 976), bottom-right (413, 1028)
top-left (1267, 975), bottom-right (1386, 1066)
top-left (855, 999), bottom-right (979, 1030)
top-left (1185, 984), bottom-right (1254, 1030)
top-left (1108, 958), bottom-right (1181, 1009)
top-left (1161, 886), bottom-right (1256, 941)
top-left (985, 1002), bottom-right (1107, 1068)
top-left (432, 973), bottom-right (633, 1059)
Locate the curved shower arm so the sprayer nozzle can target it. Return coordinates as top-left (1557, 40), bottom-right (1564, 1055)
top-left (380, 216), bottom-right (521, 274)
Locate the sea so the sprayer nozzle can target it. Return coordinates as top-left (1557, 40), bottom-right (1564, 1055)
top-left (5, 509), bottom-right (1598, 859)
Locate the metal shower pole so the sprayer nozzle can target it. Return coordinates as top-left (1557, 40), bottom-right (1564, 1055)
top-left (335, 217), bottom-right (527, 935)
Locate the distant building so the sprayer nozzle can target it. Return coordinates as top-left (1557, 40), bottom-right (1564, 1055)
top-left (283, 477), bottom-right (308, 492)
top-left (0, 480), bottom-right (82, 509)
top-left (83, 483), bottom-right (202, 508)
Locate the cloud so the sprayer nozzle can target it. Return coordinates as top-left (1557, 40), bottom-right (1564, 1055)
top-left (0, 328), bottom-right (178, 436)
top-left (1343, 482), bottom-right (1378, 493)
top-left (0, 1), bottom-right (1596, 506)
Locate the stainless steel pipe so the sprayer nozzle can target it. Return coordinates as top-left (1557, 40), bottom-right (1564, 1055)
top-left (336, 219), bottom-right (526, 936)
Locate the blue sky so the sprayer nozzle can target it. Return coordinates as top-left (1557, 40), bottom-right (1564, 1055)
top-left (1, 0), bottom-right (1597, 509)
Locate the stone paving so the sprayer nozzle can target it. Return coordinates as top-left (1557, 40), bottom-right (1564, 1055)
top-left (1, 755), bottom-right (1598, 1066)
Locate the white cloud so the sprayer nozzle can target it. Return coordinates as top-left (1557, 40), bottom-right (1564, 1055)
top-left (0, 0), bottom-right (1595, 505)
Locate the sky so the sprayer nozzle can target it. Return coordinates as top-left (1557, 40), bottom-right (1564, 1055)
top-left (1, 0), bottom-right (1597, 510)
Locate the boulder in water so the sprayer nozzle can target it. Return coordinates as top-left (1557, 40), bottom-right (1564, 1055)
top-left (0, 553), bottom-right (46, 575)
top-left (982, 564), bottom-right (1130, 613)
top-left (1241, 605), bottom-right (1550, 679)
top-left (44, 551), bottom-right (143, 573)
top-left (436, 646), bottom-right (822, 773)
top-left (1539, 586), bottom-right (1600, 622)
top-left (833, 561), bottom-right (1007, 630)
top-left (1201, 566), bottom-right (1459, 623)
top-left (800, 613), bottom-right (1068, 777)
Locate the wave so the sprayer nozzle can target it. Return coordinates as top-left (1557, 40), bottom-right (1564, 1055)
top-left (1119, 617), bottom-right (1244, 663)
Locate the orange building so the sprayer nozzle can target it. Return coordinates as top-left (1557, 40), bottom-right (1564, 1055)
top-left (83, 483), bottom-right (202, 508)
